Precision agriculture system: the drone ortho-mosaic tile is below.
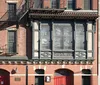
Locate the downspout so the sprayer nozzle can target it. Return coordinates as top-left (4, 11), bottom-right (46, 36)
top-left (98, 0), bottom-right (100, 85)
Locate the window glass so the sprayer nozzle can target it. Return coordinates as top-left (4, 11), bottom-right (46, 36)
top-left (51, 0), bottom-right (59, 8)
top-left (54, 23), bottom-right (73, 50)
top-left (75, 23), bottom-right (86, 50)
top-left (8, 3), bottom-right (16, 19)
top-left (68, 0), bottom-right (75, 9)
top-left (84, 0), bottom-right (91, 10)
top-left (40, 24), bottom-right (50, 50)
top-left (8, 31), bottom-right (16, 53)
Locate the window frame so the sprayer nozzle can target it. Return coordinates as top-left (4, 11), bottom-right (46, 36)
top-left (8, 3), bottom-right (17, 19)
top-left (51, 0), bottom-right (60, 8)
top-left (7, 30), bottom-right (17, 54)
top-left (67, 0), bottom-right (75, 10)
top-left (83, 0), bottom-right (92, 10)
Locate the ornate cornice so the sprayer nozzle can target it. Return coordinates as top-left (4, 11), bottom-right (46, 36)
top-left (0, 60), bottom-right (93, 65)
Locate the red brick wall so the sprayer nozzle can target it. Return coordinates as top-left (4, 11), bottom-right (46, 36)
top-left (60, 0), bottom-right (67, 8)
top-left (43, 0), bottom-right (51, 8)
top-left (76, 0), bottom-right (83, 9)
top-left (92, 0), bottom-right (98, 10)
top-left (0, 0), bottom-right (24, 18)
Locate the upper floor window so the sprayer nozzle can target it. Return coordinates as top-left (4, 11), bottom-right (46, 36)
top-left (33, 0), bottom-right (43, 8)
top-left (8, 3), bottom-right (16, 19)
top-left (84, 0), bottom-right (92, 10)
top-left (51, 0), bottom-right (60, 8)
top-left (33, 20), bottom-right (94, 60)
top-left (8, 30), bottom-right (17, 54)
top-left (67, 0), bottom-right (75, 9)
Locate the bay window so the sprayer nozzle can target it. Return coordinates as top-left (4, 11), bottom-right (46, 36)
top-left (33, 20), bottom-right (94, 60)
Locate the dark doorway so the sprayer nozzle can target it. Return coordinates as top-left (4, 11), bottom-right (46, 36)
top-left (35, 69), bottom-right (44, 85)
top-left (82, 69), bottom-right (91, 85)
top-left (0, 69), bottom-right (10, 85)
top-left (54, 69), bottom-right (74, 85)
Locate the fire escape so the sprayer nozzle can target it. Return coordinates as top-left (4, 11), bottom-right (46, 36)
top-left (0, 0), bottom-right (30, 56)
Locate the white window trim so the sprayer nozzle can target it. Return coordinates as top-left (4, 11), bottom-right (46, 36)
top-left (6, 0), bottom-right (18, 3)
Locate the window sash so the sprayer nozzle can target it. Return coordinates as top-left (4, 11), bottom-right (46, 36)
top-left (53, 23), bottom-right (73, 50)
top-left (84, 0), bottom-right (91, 10)
top-left (8, 3), bottom-right (16, 19)
top-left (51, 0), bottom-right (59, 8)
top-left (67, 0), bottom-right (75, 9)
top-left (8, 31), bottom-right (17, 53)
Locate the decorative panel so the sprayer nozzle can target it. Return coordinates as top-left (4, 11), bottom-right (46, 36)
top-left (40, 52), bottom-right (51, 58)
top-left (87, 52), bottom-right (92, 58)
top-left (75, 52), bottom-right (86, 58)
top-left (34, 51), bottom-right (38, 58)
top-left (53, 52), bottom-right (73, 59)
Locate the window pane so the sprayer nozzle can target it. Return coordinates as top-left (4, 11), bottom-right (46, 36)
top-left (34, 0), bottom-right (43, 8)
top-left (8, 3), bottom-right (16, 19)
top-left (51, 0), bottom-right (59, 8)
top-left (68, 0), bottom-right (75, 9)
top-left (8, 31), bottom-right (16, 53)
top-left (54, 23), bottom-right (73, 50)
top-left (41, 24), bottom-right (50, 49)
top-left (84, 0), bottom-right (91, 10)
top-left (75, 23), bottom-right (86, 50)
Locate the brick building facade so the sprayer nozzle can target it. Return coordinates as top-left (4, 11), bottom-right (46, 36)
top-left (0, 0), bottom-right (98, 85)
